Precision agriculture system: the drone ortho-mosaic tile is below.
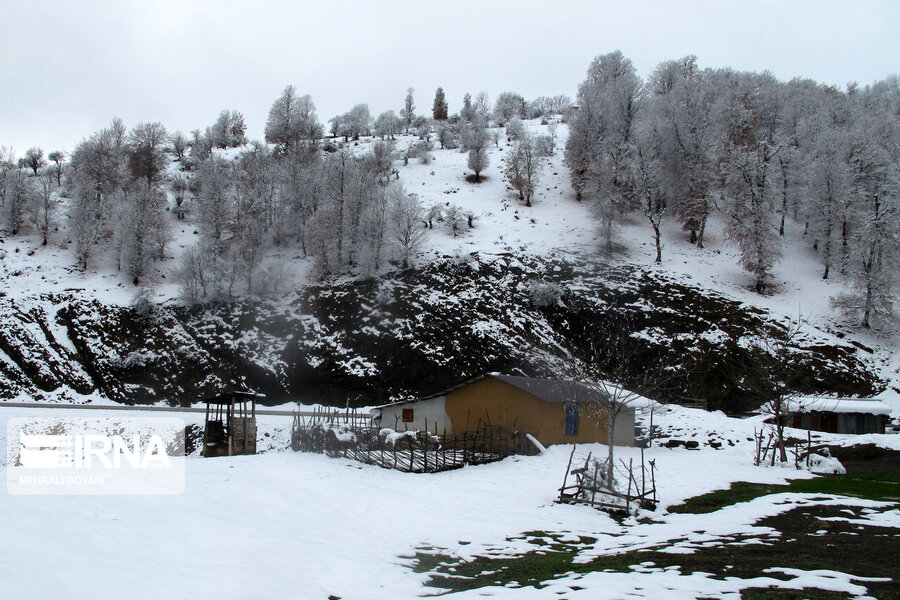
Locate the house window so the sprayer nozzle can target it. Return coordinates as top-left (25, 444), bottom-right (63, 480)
top-left (565, 404), bottom-right (578, 436)
top-left (402, 408), bottom-right (414, 423)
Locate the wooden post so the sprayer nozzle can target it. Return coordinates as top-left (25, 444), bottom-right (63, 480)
top-left (640, 447), bottom-right (646, 497)
top-left (626, 458), bottom-right (634, 508)
top-left (560, 444), bottom-right (577, 500)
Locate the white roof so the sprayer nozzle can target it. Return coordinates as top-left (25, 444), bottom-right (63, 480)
top-left (786, 397), bottom-right (892, 416)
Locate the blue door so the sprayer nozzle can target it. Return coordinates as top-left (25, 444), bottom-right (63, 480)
top-left (565, 404), bottom-right (578, 436)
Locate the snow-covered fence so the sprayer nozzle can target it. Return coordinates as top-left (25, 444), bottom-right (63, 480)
top-left (291, 419), bottom-right (539, 473)
top-left (753, 427), bottom-right (839, 471)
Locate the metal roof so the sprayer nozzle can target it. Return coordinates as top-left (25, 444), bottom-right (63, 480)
top-left (785, 397), bottom-right (892, 416)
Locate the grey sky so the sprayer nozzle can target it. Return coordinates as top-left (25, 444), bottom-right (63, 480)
top-left (2, 0), bottom-right (898, 155)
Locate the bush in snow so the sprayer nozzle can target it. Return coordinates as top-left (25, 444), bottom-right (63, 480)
top-left (525, 281), bottom-right (564, 308)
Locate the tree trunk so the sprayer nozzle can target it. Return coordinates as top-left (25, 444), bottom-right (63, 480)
top-left (606, 412), bottom-right (616, 487)
top-left (697, 213), bottom-right (708, 249)
top-left (652, 222), bottom-right (662, 264)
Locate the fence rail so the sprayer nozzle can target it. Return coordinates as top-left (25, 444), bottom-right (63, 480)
top-left (291, 417), bottom-right (539, 474)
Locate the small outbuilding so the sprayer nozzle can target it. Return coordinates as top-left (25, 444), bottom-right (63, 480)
top-left (374, 374), bottom-right (639, 447)
top-left (202, 391), bottom-right (261, 457)
top-left (785, 397), bottom-right (891, 435)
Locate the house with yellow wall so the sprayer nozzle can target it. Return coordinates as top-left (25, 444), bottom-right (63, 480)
top-left (374, 374), bottom-right (639, 447)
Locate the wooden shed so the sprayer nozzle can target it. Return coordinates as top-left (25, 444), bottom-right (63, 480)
top-left (784, 397), bottom-right (891, 435)
top-left (374, 374), bottom-right (638, 447)
top-left (202, 392), bottom-right (261, 457)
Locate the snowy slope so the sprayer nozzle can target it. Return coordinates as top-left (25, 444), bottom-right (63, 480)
top-left (0, 120), bottom-right (898, 417)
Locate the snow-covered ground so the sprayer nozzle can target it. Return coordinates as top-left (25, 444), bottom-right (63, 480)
top-left (1, 403), bottom-right (896, 599)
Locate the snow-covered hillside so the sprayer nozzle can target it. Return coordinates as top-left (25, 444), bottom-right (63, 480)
top-left (1, 121), bottom-right (898, 417)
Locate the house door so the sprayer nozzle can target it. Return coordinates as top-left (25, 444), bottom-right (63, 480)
top-left (565, 404), bottom-right (578, 436)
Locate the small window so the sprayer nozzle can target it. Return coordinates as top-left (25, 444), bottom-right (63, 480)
top-left (402, 408), bottom-right (414, 423)
top-left (565, 404), bottom-right (578, 436)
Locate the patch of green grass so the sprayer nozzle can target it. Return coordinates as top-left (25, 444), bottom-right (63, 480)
top-left (668, 471), bottom-right (900, 514)
top-left (409, 500), bottom-right (899, 598)
top-left (739, 588), bottom-right (853, 600)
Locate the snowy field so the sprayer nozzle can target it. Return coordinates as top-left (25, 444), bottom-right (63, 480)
top-left (1, 403), bottom-right (897, 599)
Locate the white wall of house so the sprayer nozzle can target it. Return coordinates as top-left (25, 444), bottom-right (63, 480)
top-left (377, 396), bottom-right (452, 434)
top-left (613, 408), bottom-right (635, 446)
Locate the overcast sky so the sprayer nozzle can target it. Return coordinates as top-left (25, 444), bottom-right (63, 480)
top-left (2, 0), bottom-right (898, 155)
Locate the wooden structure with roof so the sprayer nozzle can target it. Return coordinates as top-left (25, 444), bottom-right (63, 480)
top-left (201, 392), bottom-right (261, 457)
top-left (373, 374), bottom-right (639, 447)
top-left (783, 397), bottom-right (891, 435)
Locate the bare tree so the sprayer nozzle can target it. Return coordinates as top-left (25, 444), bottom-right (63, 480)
top-left (734, 319), bottom-right (805, 463)
top-left (580, 318), bottom-right (665, 486)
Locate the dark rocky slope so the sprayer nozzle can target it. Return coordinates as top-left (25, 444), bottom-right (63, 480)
top-left (0, 253), bottom-right (880, 411)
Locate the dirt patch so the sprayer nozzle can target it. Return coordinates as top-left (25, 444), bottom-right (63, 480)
top-left (826, 444), bottom-right (900, 474)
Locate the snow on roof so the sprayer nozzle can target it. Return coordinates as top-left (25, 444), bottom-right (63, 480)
top-left (786, 397), bottom-right (892, 416)
top-left (375, 374), bottom-right (654, 410)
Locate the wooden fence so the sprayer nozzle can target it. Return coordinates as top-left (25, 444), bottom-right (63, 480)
top-left (291, 418), bottom-right (539, 473)
top-left (558, 446), bottom-right (657, 513)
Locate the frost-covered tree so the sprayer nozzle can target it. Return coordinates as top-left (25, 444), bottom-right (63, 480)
top-left (633, 117), bottom-right (667, 263)
top-left (505, 133), bottom-right (540, 206)
top-left (717, 72), bottom-right (784, 293)
top-left (69, 118), bottom-right (130, 268)
top-left (169, 131), bottom-right (187, 163)
top-left (465, 116), bottom-right (490, 182)
top-left (341, 104), bottom-right (372, 141)
top-left (460, 92), bottom-right (475, 123)
top-left (47, 150), bottom-right (65, 186)
top-left (832, 99), bottom-right (900, 328)
top-left (3, 168), bottom-right (29, 235)
top-left (432, 87), bottom-right (448, 121)
top-left (195, 155), bottom-right (233, 251)
top-left (444, 202), bottom-right (466, 236)
top-left (505, 117), bottom-right (525, 141)
top-left (647, 56), bottom-right (717, 247)
top-left (389, 187), bottom-right (427, 267)
top-left (374, 110), bottom-right (402, 140)
top-left (401, 87), bottom-right (415, 134)
top-left (209, 109), bottom-right (247, 149)
top-left (32, 172), bottom-right (58, 245)
top-left (127, 122), bottom-right (168, 189)
top-left (23, 147), bottom-right (46, 176)
top-left (116, 186), bottom-right (168, 283)
top-left (566, 51), bottom-right (643, 252)
top-left (265, 86), bottom-right (322, 151)
top-left (436, 122), bottom-right (459, 150)
top-left (494, 91), bottom-right (526, 126)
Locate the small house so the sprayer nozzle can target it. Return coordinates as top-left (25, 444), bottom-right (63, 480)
top-left (374, 374), bottom-right (639, 447)
top-left (785, 397), bottom-right (891, 435)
